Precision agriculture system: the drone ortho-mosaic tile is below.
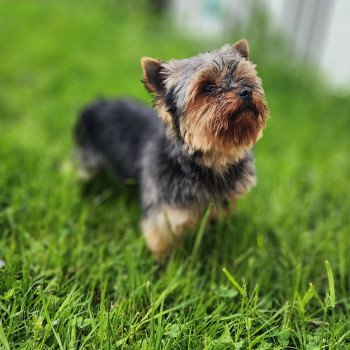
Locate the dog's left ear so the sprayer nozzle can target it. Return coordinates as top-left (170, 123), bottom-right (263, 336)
top-left (141, 57), bottom-right (165, 94)
top-left (233, 39), bottom-right (249, 59)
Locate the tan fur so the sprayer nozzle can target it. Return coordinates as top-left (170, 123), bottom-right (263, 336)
top-left (141, 57), bottom-right (163, 93)
top-left (142, 207), bottom-right (200, 258)
top-left (200, 149), bottom-right (247, 173)
top-left (155, 101), bottom-right (173, 125)
top-left (233, 39), bottom-right (249, 59)
top-left (179, 60), bottom-right (269, 171)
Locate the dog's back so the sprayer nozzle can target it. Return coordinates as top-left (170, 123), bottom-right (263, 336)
top-left (74, 98), bottom-right (163, 179)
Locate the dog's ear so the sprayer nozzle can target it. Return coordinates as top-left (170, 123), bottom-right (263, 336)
top-left (141, 57), bottom-right (165, 94)
top-left (233, 39), bottom-right (249, 59)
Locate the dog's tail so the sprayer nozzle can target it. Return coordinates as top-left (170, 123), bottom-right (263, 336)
top-left (73, 100), bottom-right (109, 180)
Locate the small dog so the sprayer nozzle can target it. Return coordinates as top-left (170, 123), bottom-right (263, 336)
top-left (74, 39), bottom-right (269, 258)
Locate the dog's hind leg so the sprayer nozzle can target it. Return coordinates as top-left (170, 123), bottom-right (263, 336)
top-left (73, 146), bottom-right (107, 181)
top-left (73, 102), bottom-right (109, 181)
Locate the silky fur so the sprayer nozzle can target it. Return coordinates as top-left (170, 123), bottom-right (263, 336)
top-left (75, 39), bottom-right (269, 258)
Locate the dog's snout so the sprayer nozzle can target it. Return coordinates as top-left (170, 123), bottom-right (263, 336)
top-left (238, 87), bottom-right (252, 101)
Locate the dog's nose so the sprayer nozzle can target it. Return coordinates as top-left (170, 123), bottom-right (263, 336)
top-left (238, 87), bottom-right (252, 102)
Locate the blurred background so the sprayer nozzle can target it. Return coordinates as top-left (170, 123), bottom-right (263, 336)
top-left (171, 0), bottom-right (350, 87)
top-left (2, 0), bottom-right (349, 167)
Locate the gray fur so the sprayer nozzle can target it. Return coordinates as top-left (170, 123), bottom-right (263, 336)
top-left (74, 42), bottom-right (266, 256)
top-left (75, 97), bottom-right (256, 215)
top-left (161, 45), bottom-right (243, 111)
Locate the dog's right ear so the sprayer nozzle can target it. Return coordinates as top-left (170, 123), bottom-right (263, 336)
top-left (141, 57), bottom-right (165, 94)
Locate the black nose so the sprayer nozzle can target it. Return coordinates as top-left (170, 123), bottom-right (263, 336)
top-left (238, 87), bottom-right (252, 101)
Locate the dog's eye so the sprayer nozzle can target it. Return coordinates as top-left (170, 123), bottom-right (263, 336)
top-left (201, 84), bottom-right (215, 94)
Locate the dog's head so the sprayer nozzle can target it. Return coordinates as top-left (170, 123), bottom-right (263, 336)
top-left (141, 39), bottom-right (269, 168)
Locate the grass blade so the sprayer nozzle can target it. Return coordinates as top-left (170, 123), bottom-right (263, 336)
top-left (325, 260), bottom-right (336, 308)
top-left (0, 321), bottom-right (10, 350)
top-left (39, 288), bottom-right (65, 350)
top-left (192, 203), bottom-right (212, 256)
top-left (223, 267), bottom-right (246, 297)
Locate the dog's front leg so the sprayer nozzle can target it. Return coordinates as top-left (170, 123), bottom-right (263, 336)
top-left (141, 206), bottom-right (199, 259)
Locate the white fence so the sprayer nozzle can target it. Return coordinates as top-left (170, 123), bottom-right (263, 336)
top-left (170, 0), bottom-right (350, 87)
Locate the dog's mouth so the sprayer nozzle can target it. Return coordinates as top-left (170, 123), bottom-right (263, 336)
top-left (229, 104), bottom-right (258, 123)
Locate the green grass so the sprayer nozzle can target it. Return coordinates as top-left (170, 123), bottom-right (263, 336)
top-left (1, 1), bottom-right (350, 349)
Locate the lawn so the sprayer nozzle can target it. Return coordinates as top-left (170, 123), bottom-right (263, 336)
top-left (0, 1), bottom-right (350, 349)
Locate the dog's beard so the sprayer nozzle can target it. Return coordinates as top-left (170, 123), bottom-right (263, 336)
top-left (152, 92), bottom-right (268, 171)
top-left (215, 99), bottom-right (268, 147)
top-left (182, 92), bottom-right (269, 153)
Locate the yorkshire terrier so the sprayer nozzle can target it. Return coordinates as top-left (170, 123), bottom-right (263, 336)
top-left (74, 39), bottom-right (269, 258)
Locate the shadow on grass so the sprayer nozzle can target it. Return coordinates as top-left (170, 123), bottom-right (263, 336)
top-left (79, 171), bottom-right (140, 207)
